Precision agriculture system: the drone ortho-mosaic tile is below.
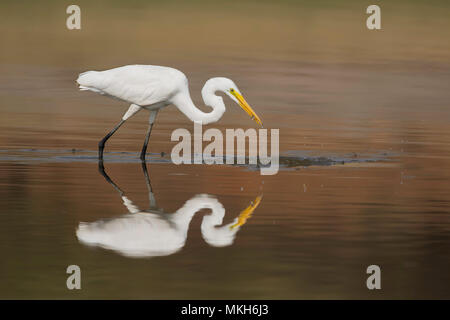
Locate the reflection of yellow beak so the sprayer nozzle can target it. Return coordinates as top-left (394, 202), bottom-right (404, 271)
top-left (230, 195), bottom-right (263, 229)
top-left (230, 90), bottom-right (263, 127)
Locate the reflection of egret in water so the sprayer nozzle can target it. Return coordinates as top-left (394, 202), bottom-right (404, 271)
top-left (76, 162), bottom-right (262, 258)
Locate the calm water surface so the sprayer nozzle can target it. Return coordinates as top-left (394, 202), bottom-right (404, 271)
top-left (1, 1), bottom-right (450, 299)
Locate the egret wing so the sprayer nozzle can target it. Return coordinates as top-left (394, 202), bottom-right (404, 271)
top-left (77, 65), bottom-right (187, 106)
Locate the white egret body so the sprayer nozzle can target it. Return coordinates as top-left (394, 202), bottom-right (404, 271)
top-left (76, 65), bottom-right (262, 160)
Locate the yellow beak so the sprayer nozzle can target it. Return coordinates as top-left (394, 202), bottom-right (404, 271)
top-left (230, 195), bottom-right (263, 229)
top-left (230, 90), bottom-right (263, 127)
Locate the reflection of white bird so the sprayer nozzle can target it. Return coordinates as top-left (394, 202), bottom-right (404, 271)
top-left (76, 65), bottom-right (263, 160)
top-left (76, 194), bottom-right (261, 258)
top-left (75, 162), bottom-right (262, 258)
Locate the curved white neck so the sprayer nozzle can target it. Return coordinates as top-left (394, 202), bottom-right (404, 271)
top-left (171, 80), bottom-right (226, 125)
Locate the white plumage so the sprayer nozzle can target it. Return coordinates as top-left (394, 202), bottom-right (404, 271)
top-left (78, 65), bottom-right (186, 106)
top-left (76, 64), bottom-right (262, 160)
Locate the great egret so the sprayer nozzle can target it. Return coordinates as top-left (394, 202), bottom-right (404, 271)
top-left (76, 65), bottom-right (263, 160)
top-left (76, 162), bottom-right (262, 257)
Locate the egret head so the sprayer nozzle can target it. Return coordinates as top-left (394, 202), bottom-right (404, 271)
top-left (203, 77), bottom-right (263, 127)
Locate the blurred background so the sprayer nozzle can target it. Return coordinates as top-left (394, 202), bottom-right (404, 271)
top-left (0, 0), bottom-right (450, 299)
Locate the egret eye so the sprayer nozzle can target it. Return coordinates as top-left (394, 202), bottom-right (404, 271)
top-left (230, 88), bottom-right (234, 93)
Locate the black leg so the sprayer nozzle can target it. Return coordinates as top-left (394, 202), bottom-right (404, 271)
top-left (141, 161), bottom-right (158, 209)
top-left (98, 160), bottom-right (124, 196)
top-left (140, 122), bottom-right (154, 161)
top-left (140, 110), bottom-right (158, 161)
top-left (98, 119), bottom-right (125, 160)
